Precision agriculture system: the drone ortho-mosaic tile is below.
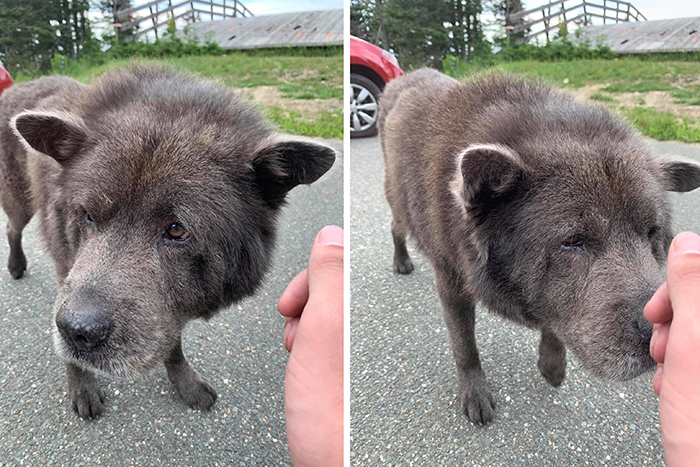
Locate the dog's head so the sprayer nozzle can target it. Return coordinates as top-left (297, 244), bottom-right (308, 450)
top-left (452, 140), bottom-right (700, 381)
top-left (10, 67), bottom-right (335, 378)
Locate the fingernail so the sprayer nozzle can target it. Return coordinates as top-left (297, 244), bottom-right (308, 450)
top-left (318, 225), bottom-right (344, 247)
top-left (673, 231), bottom-right (700, 255)
top-left (654, 364), bottom-right (663, 380)
top-left (283, 320), bottom-right (290, 350)
top-left (650, 329), bottom-right (658, 357)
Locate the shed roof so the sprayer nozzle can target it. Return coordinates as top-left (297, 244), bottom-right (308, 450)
top-left (578, 16), bottom-right (700, 53)
top-left (184, 9), bottom-right (343, 49)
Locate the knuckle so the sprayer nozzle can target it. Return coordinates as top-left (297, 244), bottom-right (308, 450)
top-left (311, 247), bottom-right (344, 271)
top-left (670, 254), bottom-right (700, 284)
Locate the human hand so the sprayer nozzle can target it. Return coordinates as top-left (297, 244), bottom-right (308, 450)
top-left (645, 231), bottom-right (700, 466)
top-left (278, 225), bottom-right (344, 466)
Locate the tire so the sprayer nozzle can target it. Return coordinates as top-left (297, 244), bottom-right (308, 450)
top-left (350, 73), bottom-right (382, 138)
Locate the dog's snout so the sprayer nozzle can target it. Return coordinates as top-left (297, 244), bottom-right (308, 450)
top-left (634, 313), bottom-right (654, 342)
top-left (56, 301), bottom-right (113, 351)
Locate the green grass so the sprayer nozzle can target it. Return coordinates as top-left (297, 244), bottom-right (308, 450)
top-left (13, 51), bottom-right (342, 138)
top-left (589, 92), bottom-right (617, 103)
top-left (266, 107), bottom-right (343, 139)
top-left (669, 86), bottom-right (700, 106)
top-left (445, 56), bottom-right (700, 90)
top-left (444, 55), bottom-right (700, 142)
top-left (621, 106), bottom-right (700, 143)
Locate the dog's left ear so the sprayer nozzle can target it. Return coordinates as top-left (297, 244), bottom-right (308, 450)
top-left (252, 139), bottom-right (336, 208)
top-left (10, 110), bottom-right (88, 164)
top-left (658, 157), bottom-right (700, 192)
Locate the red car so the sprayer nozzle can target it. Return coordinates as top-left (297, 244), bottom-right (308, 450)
top-left (350, 36), bottom-right (403, 138)
top-left (0, 60), bottom-right (13, 96)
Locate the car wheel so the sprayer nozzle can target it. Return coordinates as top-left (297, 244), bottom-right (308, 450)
top-left (350, 73), bottom-right (381, 138)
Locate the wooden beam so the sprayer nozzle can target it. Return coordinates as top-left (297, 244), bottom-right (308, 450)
top-left (508, 0), bottom-right (644, 23)
top-left (586, 11), bottom-right (631, 22)
top-left (515, 13), bottom-right (586, 44)
top-left (119, 0), bottom-right (191, 29)
top-left (123, 9), bottom-right (191, 41)
top-left (117, 0), bottom-right (250, 20)
top-left (508, 0), bottom-right (567, 23)
top-left (511, 3), bottom-right (585, 34)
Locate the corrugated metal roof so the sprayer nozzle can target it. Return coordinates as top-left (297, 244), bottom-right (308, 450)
top-left (578, 16), bottom-right (700, 53)
top-left (184, 9), bottom-right (343, 49)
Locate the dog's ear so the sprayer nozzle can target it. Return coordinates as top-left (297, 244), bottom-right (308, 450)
top-left (252, 139), bottom-right (336, 209)
top-left (10, 110), bottom-right (87, 164)
top-left (657, 157), bottom-right (700, 193)
top-left (452, 144), bottom-right (525, 213)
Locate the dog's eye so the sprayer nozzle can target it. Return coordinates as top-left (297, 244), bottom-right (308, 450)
top-left (85, 212), bottom-right (95, 226)
top-left (562, 235), bottom-right (584, 248)
top-left (648, 226), bottom-right (659, 239)
top-left (166, 223), bottom-right (190, 241)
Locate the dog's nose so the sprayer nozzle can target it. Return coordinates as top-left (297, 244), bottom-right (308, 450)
top-left (634, 313), bottom-right (654, 342)
top-left (56, 302), bottom-right (113, 351)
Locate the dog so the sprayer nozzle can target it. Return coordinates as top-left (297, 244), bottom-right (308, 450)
top-left (378, 69), bottom-right (700, 425)
top-left (0, 65), bottom-right (335, 419)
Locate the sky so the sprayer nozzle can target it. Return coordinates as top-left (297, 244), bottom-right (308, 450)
top-left (631, 0), bottom-right (700, 20)
top-left (244, 0), bottom-right (342, 15)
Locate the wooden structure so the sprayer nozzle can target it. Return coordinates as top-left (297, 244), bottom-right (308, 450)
top-left (115, 0), bottom-right (253, 43)
top-left (508, 0), bottom-right (646, 44)
top-left (578, 16), bottom-right (700, 53)
top-left (183, 9), bottom-right (344, 49)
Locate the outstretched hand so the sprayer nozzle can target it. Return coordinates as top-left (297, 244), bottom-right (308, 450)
top-left (645, 231), bottom-right (700, 466)
top-left (278, 225), bottom-right (344, 467)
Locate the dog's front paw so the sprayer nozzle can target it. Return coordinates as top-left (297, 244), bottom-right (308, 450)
top-left (7, 251), bottom-right (26, 279)
top-left (174, 372), bottom-right (218, 411)
top-left (393, 256), bottom-right (414, 274)
top-left (460, 376), bottom-right (496, 425)
top-left (538, 330), bottom-right (567, 387)
top-left (70, 380), bottom-right (105, 420)
top-left (538, 352), bottom-right (566, 387)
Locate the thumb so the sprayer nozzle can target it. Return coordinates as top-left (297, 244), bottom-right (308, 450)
top-left (665, 231), bottom-right (700, 328)
top-left (307, 225), bottom-right (344, 300)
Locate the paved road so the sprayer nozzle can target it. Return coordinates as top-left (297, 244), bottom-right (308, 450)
top-left (0, 140), bottom-right (343, 467)
top-left (350, 136), bottom-right (700, 466)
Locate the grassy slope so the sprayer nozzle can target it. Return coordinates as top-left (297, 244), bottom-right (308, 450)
top-left (15, 52), bottom-right (343, 139)
top-left (446, 57), bottom-right (700, 143)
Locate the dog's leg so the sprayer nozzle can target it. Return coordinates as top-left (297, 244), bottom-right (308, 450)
top-left (538, 327), bottom-right (567, 387)
top-left (164, 339), bottom-right (217, 411)
top-left (67, 362), bottom-right (105, 420)
top-left (6, 221), bottom-right (27, 279)
top-left (434, 263), bottom-right (495, 425)
top-left (391, 219), bottom-right (414, 274)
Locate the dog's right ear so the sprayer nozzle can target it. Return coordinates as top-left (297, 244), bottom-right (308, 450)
top-left (10, 110), bottom-right (87, 163)
top-left (657, 157), bottom-right (700, 193)
top-left (451, 144), bottom-right (525, 214)
top-left (252, 138), bottom-right (336, 209)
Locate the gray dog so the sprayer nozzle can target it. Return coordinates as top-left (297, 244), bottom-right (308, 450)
top-left (0, 65), bottom-right (335, 419)
top-left (378, 69), bottom-right (700, 425)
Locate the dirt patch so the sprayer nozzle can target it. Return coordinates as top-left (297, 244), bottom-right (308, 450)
top-left (567, 84), bottom-right (607, 100)
top-left (280, 69), bottom-right (342, 87)
top-left (281, 69), bottom-right (320, 81)
top-left (246, 86), bottom-right (341, 118)
top-left (616, 91), bottom-right (700, 119)
top-left (567, 84), bottom-right (700, 120)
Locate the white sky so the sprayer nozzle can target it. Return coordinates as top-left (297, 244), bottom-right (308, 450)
top-left (630, 0), bottom-right (700, 20)
top-left (245, 0), bottom-right (341, 15)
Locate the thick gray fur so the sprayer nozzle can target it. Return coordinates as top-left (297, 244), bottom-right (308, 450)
top-left (378, 69), bottom-right (700, 425)
top-left (0, 66), bottom-right (335, 419)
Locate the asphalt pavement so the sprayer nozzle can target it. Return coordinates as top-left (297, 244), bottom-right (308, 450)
top-left (0, 139), bottom-right (343, 467)
top-left (350, 136), bottom-right (700, 466)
